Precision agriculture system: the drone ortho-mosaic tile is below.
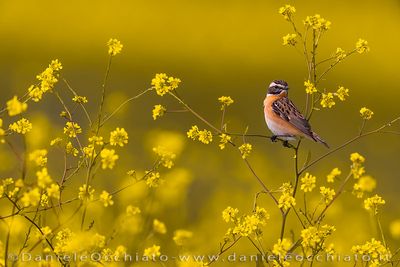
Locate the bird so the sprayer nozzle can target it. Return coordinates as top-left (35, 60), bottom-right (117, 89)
top-left (263, 80), bottom-right (329, 148)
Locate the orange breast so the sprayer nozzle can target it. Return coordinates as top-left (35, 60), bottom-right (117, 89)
top-left (263, 93), bottom-right (305, 137)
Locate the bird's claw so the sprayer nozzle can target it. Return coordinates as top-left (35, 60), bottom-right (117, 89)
top-left (271, 135), bottom-right (278, 142)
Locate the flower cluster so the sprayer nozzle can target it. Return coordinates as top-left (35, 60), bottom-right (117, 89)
top-left (218, 133), bottom-right (232, 150)
top-left (238, 143), bottom-right (252, 159)
top-left (320, 186), bottom-right (336, 204)
top-left (151, 73), bottom-right (181, 96)
top-left (326, 168), bottom-right (341, 183)
top-left (109, 127), bottom-right (129, 147)
top-left (28, 59), bottom-right (62, 102)
top-left (282, 33), bottom-right (297, 46)
top-left (278, 183), bottom-right (296, 211)
top-left (304, 14), bottom-right (331, 31)
top-left (63, 122), bottom-right (82, 138)
top-left (153, 146), bottom-right (176, 168)
top-left (353, 175), bottom-right (376, 198)
top-left (223, 206), bottom-right (269, 238)
top-left (278, 5), bottom-right (296, 21)
top-left (304, 80), bottom-right (317, 95)
top-left (7, 96), bottom-right (28, 116)
top-left (301, 225), bottom-right (336, 251)
top-left (187, 125), bottom-right (213, 144)
top-left (9, 118), bottom-right (33, 134)
top-left (152, 104), bottom-right (167, 120)
top-left (352, 239), bottom-right (391, 266)
top-left (364, 194), bottom-right (385, 215)
top-left (350, 152), bottom-right (366, 179)
top-left (360, 107), bottom-right (374, 120)
top-left (300, 173), bottom-right (316, 192)
top-left (107, 38), bottom-right (123, 56)
top-left (218, 96), bottom-right (234, 110)
top-left (356, 39), bottom-right (370, 54)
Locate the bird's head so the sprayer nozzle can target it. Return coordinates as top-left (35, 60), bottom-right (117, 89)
top-left (267, 80), bottom-right (289, 96)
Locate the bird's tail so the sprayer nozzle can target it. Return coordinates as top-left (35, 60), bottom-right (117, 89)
top-left (311, 132), bottom-right (329, 148)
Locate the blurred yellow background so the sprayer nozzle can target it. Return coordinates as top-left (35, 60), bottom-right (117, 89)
top-left (0, 0), bottom-right (399, 266)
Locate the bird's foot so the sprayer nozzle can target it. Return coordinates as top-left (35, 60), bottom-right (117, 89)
top-left (271, 135), bottom-right (278, 142)
top-left (282, 140), bottom-right (290, 148)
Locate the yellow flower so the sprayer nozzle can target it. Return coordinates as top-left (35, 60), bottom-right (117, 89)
top-left (46, 184), bottom-right (60, 199)
top-left (320, 187), bottom-right (335, 204)
top-left (390, 219), bottom-right (400, 239)
top-left (282, 33), bottom-right (297, 46)
top-left (78, 184), bottom-right (95, 201)
top-left (50, 137), bottom-right (63, 146)
top-left (352, 239), bottom-right (391, 266)
top-left (360, 107), bottom-right (374, 120)
top-left (304, 14), bottom-right (331, 31)
top-left (198, 129), bottom-right (213, 144)
top-left (239, 143), bottom-right (252, 159)
top-left (364, 194), bottom-right (385, 215)
top-left (320, 93), bottom-right (335, 108)
top-left (63, 122), bottom-right (82, 138)
top-left (89, 135), bottom-right (104, 146)
top-left (278, 5), bottom-right (296, 21)
top-left (143, 245), bottom-right (161, 258)
top-left (82, 145), bottom-right (96, 158)
top-left (151, 73), bottom-right (181, 96)
top-left (36, 60), bottom-right (62, 93)
top-left (301, 225), bottom-right (335, 249)
top-left (28, 85), bottom-right (44, 102)
top-left (37, 167), bottom-right (52, 188)
top-left (272, 238), bottom-right (292, 256)
top-left (72, 95), bottom-right (88, 104)
top-left (222, 206), bottom-right (239, 223)
top-left (109, 128), bottom-right (129, 147)
top-left (278, 193), bottom-right (296, 211)
top-left (280, 183), bottom-right (294, 194)
top-left (335, 86), bottom-right (349, 101)
top-left (152, 104), bottom-right (167, 120)
top-left (145, 171), bottom-right (163, 188)
top-left (218, 96), bottom-right (234, 110)
top-left (350, 152), bottom-right (366, 179)
top-left (21, 188), bottom-right (41, 207)
top-left (327, 168), bottom-right (341, 183)
top-left (9, 118), bottom-right (32, 134)
top-left (350, 152), bottom-right (365, 163)
top-left (304, 80), bottom-right (317, 94)
top-left (300, 173), bottom-right (316, 192)
top-left (173, 230), bottom-right (193, 246)
top-left (107, 38), bottom-right (123, 56)
top-left (187, 125), bottom-right (200, 140)
top-left (126, 205), bottom-right (141, 216)
top-left (29, 149), bottom-right (48, 167)
top-left (153, 146), bottom-right (176, 168)
top-left (153, 219), bottom-right (167, 234)
top-left (231, 209), bottom-right (269, 237)
top-left (99, 190), bottom-right (114, 207)
top-left (7, 96), bottom-right (28, 116)
top-left (335, 48), bottom-right (346, 61)
top-left (218, 134), bottom-right (232, 150)
top-left (100, 149), bottom-right (119, 169)
top-left (353, 175), bottom-right (376, 198)
top-left (65, 141), bottom-right (78, 157)
top-left (49, 59), bottom-right (63, 71)
top-left (356, 39), bottom-right (370, 54)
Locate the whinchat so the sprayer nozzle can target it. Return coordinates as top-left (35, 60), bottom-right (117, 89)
top-left (263, 80), bottom-right (329, 148)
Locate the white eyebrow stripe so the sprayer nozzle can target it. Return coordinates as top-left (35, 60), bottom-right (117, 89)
top-left (269, 82), bottom-right (285, 88)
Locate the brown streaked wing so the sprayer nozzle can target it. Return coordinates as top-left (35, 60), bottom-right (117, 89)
top-left (272, 97), bottom-right (314, 138)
